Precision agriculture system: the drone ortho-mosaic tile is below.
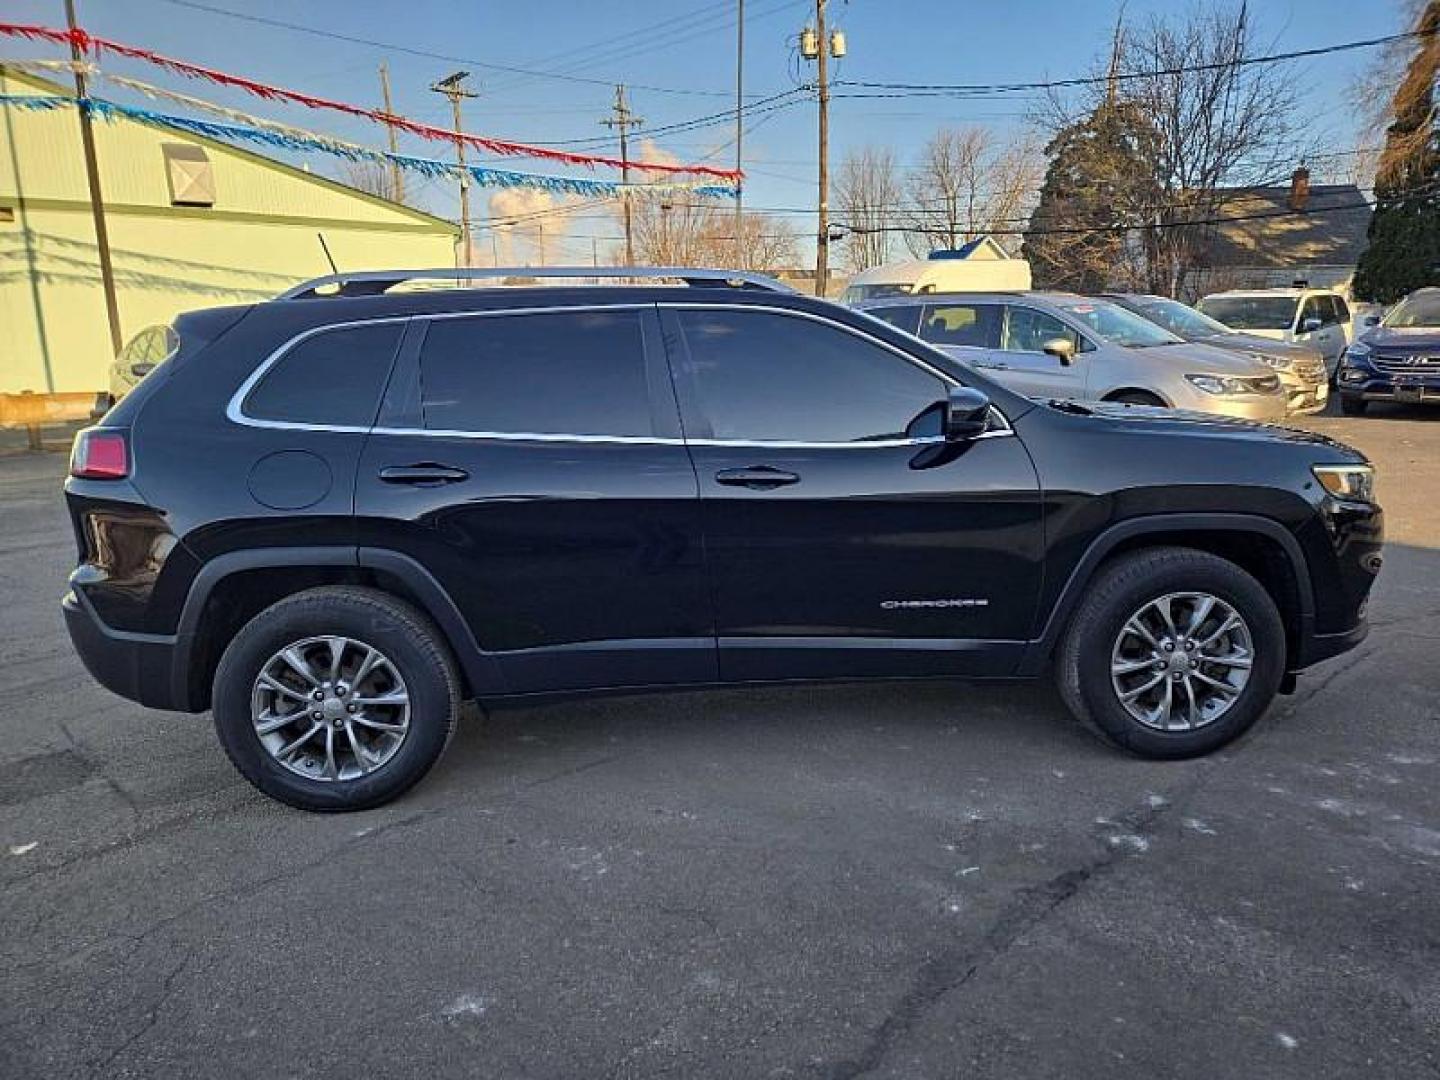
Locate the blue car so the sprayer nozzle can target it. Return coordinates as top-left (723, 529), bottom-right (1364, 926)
top-left (1339, 287), bottom-right (1440, 414)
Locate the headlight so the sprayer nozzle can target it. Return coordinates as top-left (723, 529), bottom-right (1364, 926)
top-left (1312, 464), bottom-right (1375, 503)
top-left (1185, 373), bottom-right (1281, 395)
top-left (1342, 341), bottom-right (1372, 363)
top-left (1250, 352), bottom-right (1294, 371)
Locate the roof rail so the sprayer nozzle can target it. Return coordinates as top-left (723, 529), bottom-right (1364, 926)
top-left (277, 266), bottom-right (798, 300)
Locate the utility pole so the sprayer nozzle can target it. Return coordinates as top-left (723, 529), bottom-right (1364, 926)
top-left (65, 0), bottom-right (122, 357)
top-left (800, 0), bottom-right (838, 297)
top-left (601, 85), bottom-right (643, 266)
top-left (431, 71), bottom-right (478, 267)
top-left (378, 62), bottom-right (404, 204)
top-left (733, 0), bottom-right (745, 268)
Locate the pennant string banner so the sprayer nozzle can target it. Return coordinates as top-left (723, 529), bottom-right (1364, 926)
top-left (0, 22), bottom-right (744, 180)
top-left (0, 94), bottom-right (739, 199)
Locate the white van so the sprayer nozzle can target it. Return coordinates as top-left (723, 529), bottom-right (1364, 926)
top-left (840, 246), bottom-right (1033, 304)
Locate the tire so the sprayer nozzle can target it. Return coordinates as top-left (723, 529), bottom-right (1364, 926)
top-left (1056, 547), bottom-right (1285, 759)
top-left (1108, 390), bottom-right (1167, 407)
top-left (213, 586), bottom-right (460, 811)
top-left (1339, 394), bottom-right (1368, 417)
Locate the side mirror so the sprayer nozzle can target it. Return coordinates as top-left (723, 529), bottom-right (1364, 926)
top-left (1363, 314), bottom-right (1381, 327)
top-left (944, 386), bottom-right (993, 442)
top-left (1041, 336), bottom-right (1076, 366)
top-left (1299, 316), bottom-right (1323, 333)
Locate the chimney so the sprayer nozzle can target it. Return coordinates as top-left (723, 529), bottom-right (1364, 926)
top-left (1289, 166), bottom-right (1311, 211)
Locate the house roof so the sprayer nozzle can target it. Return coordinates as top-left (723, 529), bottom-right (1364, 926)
top-left (1201, 183), bottom-right (1371, 269)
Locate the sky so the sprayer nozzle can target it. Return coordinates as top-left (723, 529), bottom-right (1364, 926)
top-left (1, 0), bottom-right (1410, 265)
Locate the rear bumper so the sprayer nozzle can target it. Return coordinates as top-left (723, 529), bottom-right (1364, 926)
top-left (62, 589), bottom-right (191, 711)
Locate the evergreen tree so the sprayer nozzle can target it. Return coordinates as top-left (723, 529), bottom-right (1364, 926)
top-left (1353, 2), bottom-right (1440, 303)
top-left (1023, 100), bottom-right (1160, 293)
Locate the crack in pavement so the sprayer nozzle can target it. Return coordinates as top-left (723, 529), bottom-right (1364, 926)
top-left (85, 951), bottom-right (193, 1078)
top-left (814, 788), bottom-right (1190, 1080)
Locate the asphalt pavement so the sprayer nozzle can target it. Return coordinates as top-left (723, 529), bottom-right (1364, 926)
top-left (1, 402), bottom-right (1437, 1079)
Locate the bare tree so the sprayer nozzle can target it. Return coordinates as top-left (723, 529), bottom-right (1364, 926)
top-left (902, 128), bottom-right (1042, 257)
top-left (836, 144), bottom-right (903, 271)
top-left (1113, 4), bottom-right (1303, 296)
top-left (339, 160), bottom-right (407, 204)
top-left (1349, 0), bottom-right (1427, 142)
top-left (626, 196), bottom-right (799, 274)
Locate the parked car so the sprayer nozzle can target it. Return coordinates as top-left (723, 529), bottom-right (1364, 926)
top-left (107, 324), bottom-right (177, 406)
top-left (64, 267), bottom-right (1381, 811)
top-left (1103, 293), bottom-right (1328, 415)
top-left (855, 291), bottom-right (1288, 421)
top-left (1196, 288), bottom-right (1353, 379)
top-left (1337, 286), bottom-right (1440, 415)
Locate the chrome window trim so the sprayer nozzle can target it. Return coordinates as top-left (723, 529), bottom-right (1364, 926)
top-left (227, 301), bottom-right (1013, 445)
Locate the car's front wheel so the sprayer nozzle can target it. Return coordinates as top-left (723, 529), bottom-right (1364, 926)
top-left (213, 586), bottom-right (460, 811)
top-left (1056, 547), bottom-right (1285, 758)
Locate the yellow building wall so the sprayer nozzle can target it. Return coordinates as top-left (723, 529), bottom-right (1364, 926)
top-left (1, 69), bottom-right (458, 394)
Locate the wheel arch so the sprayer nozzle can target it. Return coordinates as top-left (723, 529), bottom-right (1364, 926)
top-left (172, 546), bottom-right (502, 710)
top-left (1021, 514), bottom-right (1314, 676)
top-left (1101, 387), bottom-right (1171, 406)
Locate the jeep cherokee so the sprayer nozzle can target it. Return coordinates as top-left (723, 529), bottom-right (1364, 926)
top-left (62, 268), bottom-right (1384, 811)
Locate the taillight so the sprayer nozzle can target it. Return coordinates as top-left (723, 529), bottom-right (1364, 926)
top-left (70, 428), bottom-right (129, 480)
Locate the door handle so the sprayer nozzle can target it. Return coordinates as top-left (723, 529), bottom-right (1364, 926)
top-left (714, 466), bottom-right (800, 490)
top-left (378, 463), bottom-right (470, 485)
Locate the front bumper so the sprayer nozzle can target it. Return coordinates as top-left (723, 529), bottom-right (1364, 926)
top-left (1338, 354), bottom-right (1440, 405)
top-left (1281, 376), bottom-right (1328, 415)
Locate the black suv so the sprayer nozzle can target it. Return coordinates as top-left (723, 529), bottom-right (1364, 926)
top-left (63, 268), bottom-right (1383, 811)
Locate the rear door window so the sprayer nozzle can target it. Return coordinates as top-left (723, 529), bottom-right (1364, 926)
top-left (919, 303), bottom-right (1002, 348)
top-left (244, 322), bottom-right (404, 427)
top-left (418, 309), bottom-right (653, 437)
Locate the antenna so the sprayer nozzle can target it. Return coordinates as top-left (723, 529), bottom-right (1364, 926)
top-left (317, 232), bottom-right (339, 275)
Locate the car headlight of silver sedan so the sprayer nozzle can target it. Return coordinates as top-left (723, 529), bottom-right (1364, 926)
top-left (1185, 373), bottom-right (1281, 395)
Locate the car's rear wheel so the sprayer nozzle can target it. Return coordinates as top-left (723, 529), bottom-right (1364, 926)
top-left (1339, 394), bottom-right (1368, 416)
top-left (1057, 547), bottom-right (1285, 758)
top-left (213, 586), bottom-right (459, 811)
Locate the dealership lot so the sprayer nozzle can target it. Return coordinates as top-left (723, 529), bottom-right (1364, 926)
top-left (1, 404), bottom-right (1437, 1079)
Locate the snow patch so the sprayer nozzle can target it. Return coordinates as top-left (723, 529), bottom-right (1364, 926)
top-left (1183, 817), bottom-right (1218, 836)
top-left (8, 842), bottom-right (37, 856)
top-left (1276, 1033), bottom-right (1299, 1051)
top-left (442, 994), bottom-right (489, 1020)
top-left (1106, 834), bottom-right (1149, 853)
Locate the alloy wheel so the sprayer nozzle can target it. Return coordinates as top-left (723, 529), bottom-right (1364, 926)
top-left (250, 635), bottom-right (411, 781)
top-left (1109, 592), bottom-right (1253, 731)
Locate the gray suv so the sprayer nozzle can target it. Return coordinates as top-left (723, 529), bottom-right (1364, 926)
top-left (855, 292), bottom-right (1288, 421)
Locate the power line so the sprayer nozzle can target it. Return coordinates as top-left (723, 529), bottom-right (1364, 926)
top-left (145, 0), bottom-right (752, 98)
top-left (830, 26), bottom-right (1438, 98)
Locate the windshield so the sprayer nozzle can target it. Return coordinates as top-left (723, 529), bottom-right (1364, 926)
top-left (1383, 292), bottom-right (1440, 329)
top-left (841, 283), bottom-right (914, 303)
top-left (1197, 295), bottom-right (1298, 330)
top-left (1056, 300), bottom-right (1183, 347)
top-left (1128, 297), bottom-right (1234, 338)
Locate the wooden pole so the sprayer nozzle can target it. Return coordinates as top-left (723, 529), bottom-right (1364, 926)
top-left (65, 0), bottom-right (122, 356)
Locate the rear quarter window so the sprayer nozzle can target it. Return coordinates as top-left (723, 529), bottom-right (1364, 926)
top-left (243, 322), bottom-right (405, 427)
